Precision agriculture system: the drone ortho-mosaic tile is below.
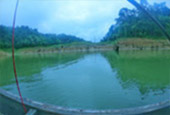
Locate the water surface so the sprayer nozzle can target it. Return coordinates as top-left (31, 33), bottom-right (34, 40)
top-left (0, 51), bottom-right (170, 110)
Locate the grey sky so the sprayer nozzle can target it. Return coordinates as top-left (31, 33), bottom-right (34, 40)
top-left (0, 0), bottom-right (170, 42)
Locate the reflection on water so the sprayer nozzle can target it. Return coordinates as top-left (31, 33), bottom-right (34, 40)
top-left (0, 51), bottom-right (170, 109)
top-left (0, 53), bottom-right (84, 86)
top-left (102, 51), bottom-right (170, 97)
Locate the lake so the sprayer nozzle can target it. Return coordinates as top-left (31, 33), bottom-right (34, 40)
top-left (0, 51), bottom-right (170, 110)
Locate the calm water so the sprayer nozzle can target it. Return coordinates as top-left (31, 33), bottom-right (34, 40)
top-left (0, 51), bottom-right (170, 110)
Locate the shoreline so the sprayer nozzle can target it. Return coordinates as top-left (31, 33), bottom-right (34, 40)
top-left (1, 46), bottom-right (170, 57)
top-left (0, 38), bottom-right (170, 56)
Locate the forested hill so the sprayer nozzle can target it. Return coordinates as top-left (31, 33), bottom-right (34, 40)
top-left (102, 0), bottom-right (170, 42)
top-left (0, 25), bottom-right (85, 48)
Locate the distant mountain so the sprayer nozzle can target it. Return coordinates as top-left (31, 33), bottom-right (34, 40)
top-left (0, 25), bottom-right (85, 48)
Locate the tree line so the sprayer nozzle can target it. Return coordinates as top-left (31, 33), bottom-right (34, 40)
top-left (102, 0), bottom-right (170, 42)
top-left (0, 25), bottom-right (85, 48)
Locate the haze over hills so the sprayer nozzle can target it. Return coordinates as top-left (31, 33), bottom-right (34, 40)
top-left (1, 0), bottom-right (169, 42)
top-left (0, 0), bottom-right (170, 49)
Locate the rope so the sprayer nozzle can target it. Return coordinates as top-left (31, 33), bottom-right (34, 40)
top-left (12, 0), bottom-right (27, 113)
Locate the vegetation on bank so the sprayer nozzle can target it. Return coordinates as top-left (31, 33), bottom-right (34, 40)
top-left (116, 38), bottom-right (170, 49)
top-left (15, 42), bottom-right (95, 54)
top-left (102, 0), bottom-right (170, 42)
top-left (0, 25), bottom-right (86, 48)
top-left (0, 42), bottom-right (94, 55)
top-left (1, 38), bottom-right (170, 56)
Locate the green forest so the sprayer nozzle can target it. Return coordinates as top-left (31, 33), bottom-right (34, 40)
top-left (102, 0), bottom-right (170, 42)
top-left (0, 25), bottom-right (85, 48)
top-left (0, 0), bottom-right (170, 49)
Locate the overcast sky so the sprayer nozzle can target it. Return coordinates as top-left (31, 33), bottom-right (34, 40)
top-left (0, 0), bottom-right (170, 42)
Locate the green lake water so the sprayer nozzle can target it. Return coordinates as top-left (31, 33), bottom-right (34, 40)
top-left (0, 51), bottom-right (170, 110)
